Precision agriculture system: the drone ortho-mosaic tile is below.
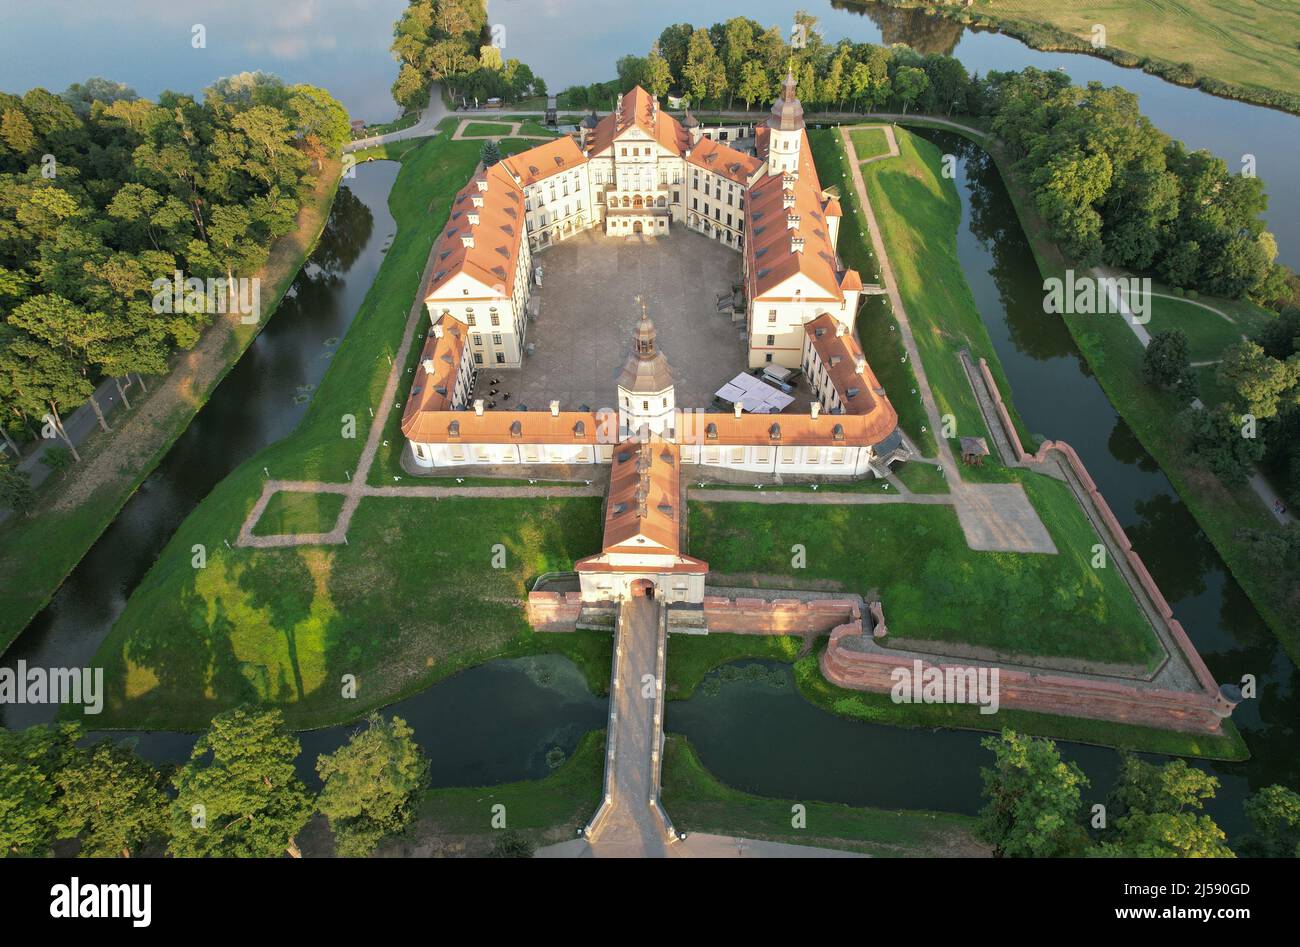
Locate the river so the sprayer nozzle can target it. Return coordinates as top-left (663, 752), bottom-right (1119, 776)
top-left (0, 1), bottom-right (1296, 830)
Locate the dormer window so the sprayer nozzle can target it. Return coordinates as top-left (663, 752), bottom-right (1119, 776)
top-left (832, 424), bottom-right (845, 440)
top-left (705, 423), bottom-right (718, 440)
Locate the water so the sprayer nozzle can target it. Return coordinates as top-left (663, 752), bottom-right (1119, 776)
top-left (1, 0), bottom-right (1296, 831)
top-left (105, 654), bottom-right (606, 789)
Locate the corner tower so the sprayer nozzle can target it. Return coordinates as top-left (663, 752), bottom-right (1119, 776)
top-left (767, 68), bottom-right (804, 177)
top-left (616, 304), bottom-right (675, 438)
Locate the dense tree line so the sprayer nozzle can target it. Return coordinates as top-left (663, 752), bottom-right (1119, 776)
top-left (0, 73), bottom-right (349, 472)
top-left (0, 708), bottom-right (429, 858)
top-left (979, 729), bottom-right (1300, 858)
top-left (390, 0), bottom-right (546, 111)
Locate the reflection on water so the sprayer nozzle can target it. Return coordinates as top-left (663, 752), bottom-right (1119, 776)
top-left (832, 0), bottom-right (964, 56)
top-left (99, 655), bottom-right (607, 790)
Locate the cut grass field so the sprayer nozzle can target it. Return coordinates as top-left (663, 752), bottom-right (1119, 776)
top-left (90, 494), bottom-right (609, 729)
top-left (0, 157), bottom-right (344, 653)
top-left (847, 125), bottom-right (1038, 462)
top-left (661, 733), bottom-right (987, 855)
top-left (84, 126), bottom-right (613, 730)
top-left (461, 121), bottom-right (517, 137)
top-left (686, 470), bottom-right (1164, 667)
top-left (925, 0), bottom-right (1300, 106)
top-left (849, 126), bottom-right (892, 162)
top-left (1145, 295), bottom-right (1248, 363)
top-left (250, 491), bottom-right (346, 537)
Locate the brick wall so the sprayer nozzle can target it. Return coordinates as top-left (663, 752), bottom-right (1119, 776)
top-left (526, 590), bottom-right (584, 632)
top-left (821, 622), bottom-right (1231, 734)
top-left (700, 595), bottom-right (861, 634)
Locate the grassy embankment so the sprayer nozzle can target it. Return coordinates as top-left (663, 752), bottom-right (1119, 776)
top-left (866, 0), bottom-right (1300, 114)
top-left (85, 125), bottom-right (612, 730)
top-left (0, 156), bottom-right (345, 653)
top-left (661, 734), bottom-right (987, 855)
top-left (898, 117), bottom-right (1298, 661)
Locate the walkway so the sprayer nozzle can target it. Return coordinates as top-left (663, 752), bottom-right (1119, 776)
top-left (1095, 264), bottom-right (1294, 525)
top-left (449, 119), bottom-right (553, 142)
top-left (344, 85), bottom-right (449, 154)
top-left (584, 597), bottom-right (674, 857)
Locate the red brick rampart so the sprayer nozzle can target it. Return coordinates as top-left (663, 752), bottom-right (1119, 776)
top-left (821, 622), bottom-right (1231, 734)
top-left (526, 590), bottom-right (584, 632)
top-left (701, 595), bottom-right (862, 634)
top-left (977, 358), bottom-right (1219, 696)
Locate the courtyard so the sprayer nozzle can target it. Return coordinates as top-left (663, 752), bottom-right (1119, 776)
top-left (470, 227), bottom-right (814, 413)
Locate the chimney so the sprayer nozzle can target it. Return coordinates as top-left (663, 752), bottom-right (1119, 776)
top-left (461, 234), bottom-right (475, 248)
top-left (473, 399), bottom-right (484, 416)
top-left (835, 321), bottom-right (847, 337)
top-left (432, 322), bottom-right (444, 339)
top-left (549, 399), bottom-right (560, 416)
top-left (471, 195), bottom-right (484, 208)
top-left (733, 400), bottom-right (743, 419)
top-left (467, 211), bottom-right (479, 226)
top-left (783, 192), bottom-right (796, 210)
top-left (476, 178), bottom-right (488, 192)
top-left (790, 236), bottom-right (804, 254)
top-left (422, 358), bottom-right (435, 374)
top-left (855, 355), bottom-right (866, 373)
top-left (786, 213), bottom-right (800, 230)
top-left (811, 402), bottom-right (820, 420)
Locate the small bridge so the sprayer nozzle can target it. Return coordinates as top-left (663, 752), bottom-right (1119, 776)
top-left (583, 596), bottom-right (677, 857)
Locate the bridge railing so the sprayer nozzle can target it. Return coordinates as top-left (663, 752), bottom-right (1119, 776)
top-left (583, 601), bottom-right (626, 839)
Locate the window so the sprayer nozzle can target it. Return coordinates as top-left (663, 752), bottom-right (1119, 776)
top-left (492, 333), bottom-right (502, 345)
top-left (766, 335), bottom-right (775, 346)
top-left (489, 311), bottom-right (500, 327)
top-left (472, 333), bottom-right (482, 345)
top-left (662, 397), bottom-right (668, 407)
top-left (642, 400), bottom-right (649, 411)
top-left (473, 352), bottom-right (483, 364)
top-left (765, 353), bottom-right (773, 363)
top-left (768, 311), bottom-right (777, 324)
top-left (495, 352), bottom-right (505, 364)
top-left (466, 313), bottom-right (476, 326)
top-left (621, 148), bottom-right (627, 156)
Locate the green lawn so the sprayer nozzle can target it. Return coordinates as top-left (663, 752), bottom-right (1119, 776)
top-left (251, 490), bottom-right (346, 537)
top-left (89, 495), bottom-right (609, 729)
top-left (850, 126), bottom-right (893, 162)
top-left (893, 459), bottom-right (952, 494)
top-left (942, 0), bottom-right (1300, 109)
top-left (461, 121), bottom-right (516, 137)
top-left (687, 470), bottom-right (1164, 667)
top-left (849, 125), bottom-right (1037, 463)
top-left (1145, 296), bottom-right (1247, 363)
top-left (661, 734), bottom-right (985, 855)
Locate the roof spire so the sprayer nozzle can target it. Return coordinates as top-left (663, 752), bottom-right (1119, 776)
top-left (633, 295), bottom-right (657, 360)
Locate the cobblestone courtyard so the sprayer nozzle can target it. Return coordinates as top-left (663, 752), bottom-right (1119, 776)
top-left (470, 228), bottom-right (751, 411)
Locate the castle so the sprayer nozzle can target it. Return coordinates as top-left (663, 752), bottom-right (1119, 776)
top-left (400, 73), bottom-right (908, 492)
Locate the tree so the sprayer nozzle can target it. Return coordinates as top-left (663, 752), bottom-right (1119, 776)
top-left (168, 707), bottom-right (313, 858)
top-left (1217, 339), bottom-right (1300, 420)
top-left (978, 729), bottom-right (1089, 857)
top-left (893, 66), bottom-right (929, 115)
top-left (1096, 755), bottom-right (1233, 857)
top-left (56, 741), bottom-right (168, 857)
top-left (316, 714), bottom-right (430, 857)
top-left (0, 457), bottom-right (34, 514)
top-left (1240, 784), bottom-right (1300, 858)
top-left (1142, 328), bottom-right (1195, 399)
top-left (643, 44), bottom-right (672, 101)
top-left (0, 723), bottom-right (81, 857)
top-left (683, 28), bottom-right (725, 106)
top-left (1182, 403), bottom-right (1264, 484)
top-left (479, 139), bottom-right (500, 168)
top-left (737, 61), bottom-right (770, 111)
